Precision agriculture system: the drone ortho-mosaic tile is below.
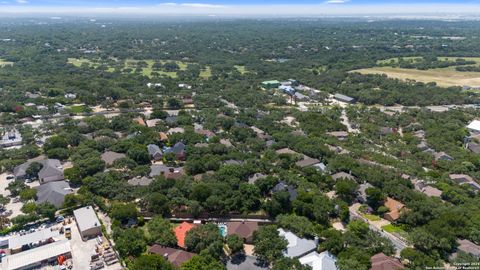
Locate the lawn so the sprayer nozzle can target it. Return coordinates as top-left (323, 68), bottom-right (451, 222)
top-left (381, 224), bottom-right (408, 238)
top-left (234, 65), bottom-right (248, 75)
top-left (354, 66), bottom-right (480, 87)
top-left (200, 66), bottom-right (212, 79)
top-left (68, 105), bottom-right (88, 114)
top-left (362, 213), bottom-right (381, 221)
top-left (377, 56), bottom-right (480, 66)
top-left (0, 59), bottom-right (14, 67)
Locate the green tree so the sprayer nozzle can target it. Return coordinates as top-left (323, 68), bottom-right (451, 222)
top-left (19, 188), bottom-right (37, 202)
top-left (181, 253), bottom-right (226, 270)
top-left (130, 254), bottom-right (174, 270)
top-left (113, 227), bottom-right (146, 258)
top-left (253, 225), bottom-right (287, 263)
top-left (26, 162), bottom-right (43, 179)
top-left (185, 223), bottom-right (224, 257)
top-left (110, 203), bottom-right (138, 224)
top-left (226, 234), bottom-right (244, 254)
top-left (147, 217), bottom-right (177, 246)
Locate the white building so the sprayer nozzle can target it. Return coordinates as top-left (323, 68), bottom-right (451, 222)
top-left (8, 228), bottom-right (60, 254)
top-left (73, 206), bottom-right (102, 241)
top-left (2, 240), bottom-right (71, 270)
top-left (467, 120), bottom-right (480, 134)
top-left (299, 251), bottom-right (338, 270)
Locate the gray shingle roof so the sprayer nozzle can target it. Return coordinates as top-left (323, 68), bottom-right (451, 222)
top-left (35, 181), bottom-right (72, 208)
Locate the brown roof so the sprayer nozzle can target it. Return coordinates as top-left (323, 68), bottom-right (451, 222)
top-left (295, 157), bottom-right (320, 168)
top-left (422, 186), bottom-right (442, 198)
top-left (371, 253), bottom-right (404, 270)
top-left (134, 117), bottom-right (146, 126)
top-left (226, 221), bottom-right (259, 240)
top-left (159, 132), bottom-right (169, 141)
top-left (457, 239), bottom-right (480, 257)
top-left (383, 197), bottom-right (405, 221)
top-left (100, 151), bottom-right (126, 166)
top-left (149, 245), bottom-right (196, 267)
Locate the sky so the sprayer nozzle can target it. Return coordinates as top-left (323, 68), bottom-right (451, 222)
top-left (1, 0), bottom-right (480, 16)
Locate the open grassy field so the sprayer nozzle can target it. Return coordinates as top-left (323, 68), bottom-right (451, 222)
top-left (377, 56), bottom-right (480, 66)
top-left (354, 66), bottom-right (480, 87)
top-left (0, 59), bottom-right (14, 67)
top-left (234, 65), bottom-right (248, 74)
top-left (362, 213), bottom-right (381, 221)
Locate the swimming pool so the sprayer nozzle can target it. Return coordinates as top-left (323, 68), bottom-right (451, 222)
top-left (218, 224), bottom-right (227, 237)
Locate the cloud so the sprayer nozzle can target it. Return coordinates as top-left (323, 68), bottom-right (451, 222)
top-left (325, 0), bottom-right (350, 4)
top-left (16, 0), bottom-right (28, 3)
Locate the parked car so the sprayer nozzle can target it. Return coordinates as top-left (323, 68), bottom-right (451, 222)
top-left (5, 175), bottom-right (14, 181)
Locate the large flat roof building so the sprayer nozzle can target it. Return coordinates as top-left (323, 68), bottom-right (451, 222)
top-left (73, 206), bottom-right (102, 241)
top-left (8, 228), bottom-right (60, 254)
top-left (2, 240), bottom-right (71, 270)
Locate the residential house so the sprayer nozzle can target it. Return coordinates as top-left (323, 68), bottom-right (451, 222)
top-left (220, 139), bottom-right (233, 148)
top-left (357, 183), bottom-right (373, 203)
top-left (195, 129), bottom-right (216, 139)
top-left (298, 251), bottom-right (338, 270)
top-left (296, 157), bottom-right (321, 168)
top-left (331, 172), bottom-right (356, 182)
top-left (467, 120), bottom-right (480, 134)
top-left (149, 245), bottom-right (196, 268)
top-left (147, 144), bottom-right (163, 161)
top-left (416, 141), bottom-right (429, 151)
top-left (279, 85), bottom-right (295, 95)
top-left (433, 151), bottom-right (453, 161)
top-left (178, 83), bottom-right (192, 89)
top-left (272, 181), bottom-right (297, 201)
top-left (456, 239), bottom-right (480, 259)
top-left (128, 176), bottom-right (153, 186)
top-left (133, 117), bottom-right (146, 127)
top-left (449, 174), bottom-right (480, 191)
top-left (370, 253), bottom-right (404, 270)
top-left (159, 132), bottom-right (169, 142)
top-left (164, 142), bottom-right (186, 161)
top-left (174, 222), bottom-right (197, 248)
top-left (35, 181), bottom-right (73, 208)
top-left (14, 159), bottom-right (64, 183)
top-left (150, 164), bottom-right (185, 180)
top-left (312, 162), bottom-right (328, 173)
top-left (413, 130), bottom-right (426, 139)
top-left (227, 254), bottom-right (268, 270)
top-left (248, 173), bottom-right (267, 184)
top-left (64, 93), bottom-right (76, 99)
top-left (333, 93), bottom-right (355, 103)
top-left (146, 119), bottom-right (161, 128)
top-left (326, 131), bottom-right (349, 141)
top-left (0, 129), bottom-right (23, 148)
top-left (277, 228), bottom-right (317, 258)
top-left (167, 127), bottom-right (185, 135)
top-left (226, 221), bottom-right (259, 244)
top-left (100, 151), bottom-right (126, 166)
top-left (467, 142), bottom-right (480, 154)
top-left (383, 197), bottom-right (405, 222)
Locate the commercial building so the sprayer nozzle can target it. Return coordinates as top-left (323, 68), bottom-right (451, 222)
top-left (8, 228), bottom-right (60, 254)
top-left (73, 206), bottom-right (102, 241)
top-left (2, 240), bottom-right (71, 270)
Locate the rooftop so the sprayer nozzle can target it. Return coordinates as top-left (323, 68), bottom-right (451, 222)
top-left (73, 206), bottom-right (101, 233)
top-left (2, 240), bottom-right (71, 270)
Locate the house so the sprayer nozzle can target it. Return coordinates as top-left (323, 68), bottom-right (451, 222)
top-left (64, 93), bottom-right (76, 99)
top-left (449, 174), bottom-right (480, 191)
top-left (35, 181), bottom-right (72, 208)
top-left (195, 129), bottom-right (216, 139)
top-left (276, 148), bottom-right (299, 155)
top-left (167, 127), bottom-right (185, 135)
top-left (296, 157), bottom-right (321, 168)
top-left (8, 228), bottom-right (60, 254)
top-left (334, 93), bottom-right (355, 103)
top-left (128, 176), bottom-right (153, 186)
top-left (298, 251), bottom-right (338, 270)
top-left (261, 80), bottom-right (281, 89)
top-left (383, 197), bottom-right (405, 222)
top-left (326, 131), bottom-right (349, 141)
top-left (272, 181), bottom-right (297, 201)
top-left (146, 119), bottom-right (161, 128)
top-left (150, 164), bottom-right (185, 180)
top-left (279, 85), bottom-right (296, 95)
top-left (159, 132), bottom-right (169, 142)
top-left (357, 183), bottom-right (373, 203)
top-left (421, 186), bottom-right (443, 198)
top-left (149, 245), bottom-right (196, 268)
top-left (226, 221), bottom-right (259, 244)
top-left (370, 253), bottom-right (404, 270)
top-left (413, 130), bottom-right (426, 139)
top-left (73, 206), bottom-right (102, 241)
top-left (331, 172), bottom-right (356, 181)
top-left (0, 129), bottom-right (22, 148)
top-left (13, 159), bottom-right (64, 183)
top-left (178, 83), bottom-right (192, 89)
top-left (164, 142), bottom-right (186, 160)
top-left (277, 228), bottom-right (317, 258)
top-left (220, 139), bottom-right (233, 148)
top-left (147, 144), bottom-right (163, 161)
top-left (1, 240), bottom-right (71, 270)
top-left (227, 254), bottom-right (268, 270)
top-left (101, 151), bottom-right (126, 166)
top-left (456, 239), bottom-right (480, 259)
top-left (248, 173), bottom-right (267, 184)
top-left (433, 151), bottom-right (453, 161)
top-left (134, 117), bottom-right (146, 126)
top-left (416, 141), bottom-right (429, 151)
top-left (174, 222), bottom-right (197, 248)
top-left (224, 159), bottom-right (244, 166)
top-left (467, 142), bottom-right (480, 154)
top-left (467, 120), bottom-right (480, 134)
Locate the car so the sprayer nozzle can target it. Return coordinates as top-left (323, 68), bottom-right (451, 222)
top-left (5, 175), bottom-right (14, 181)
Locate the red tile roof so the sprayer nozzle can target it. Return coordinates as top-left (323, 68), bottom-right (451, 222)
top-left (174, 222), bottom-right (196, 248)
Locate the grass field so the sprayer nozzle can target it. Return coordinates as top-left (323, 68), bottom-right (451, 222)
top-left (377, 56), bottom-right (480, 66)
top-left (362, 213), bottom-right (381, 221)
top-left (68, 105), bottom-right (87, 114)
top-left (381, 224), bottom-right (408, 238)
top-left (234, 65), bottom-right (248, 74)
top-left (0, 59), bottom-right (14, 67)
top-left (354, 66), bottom-right (480, 87)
